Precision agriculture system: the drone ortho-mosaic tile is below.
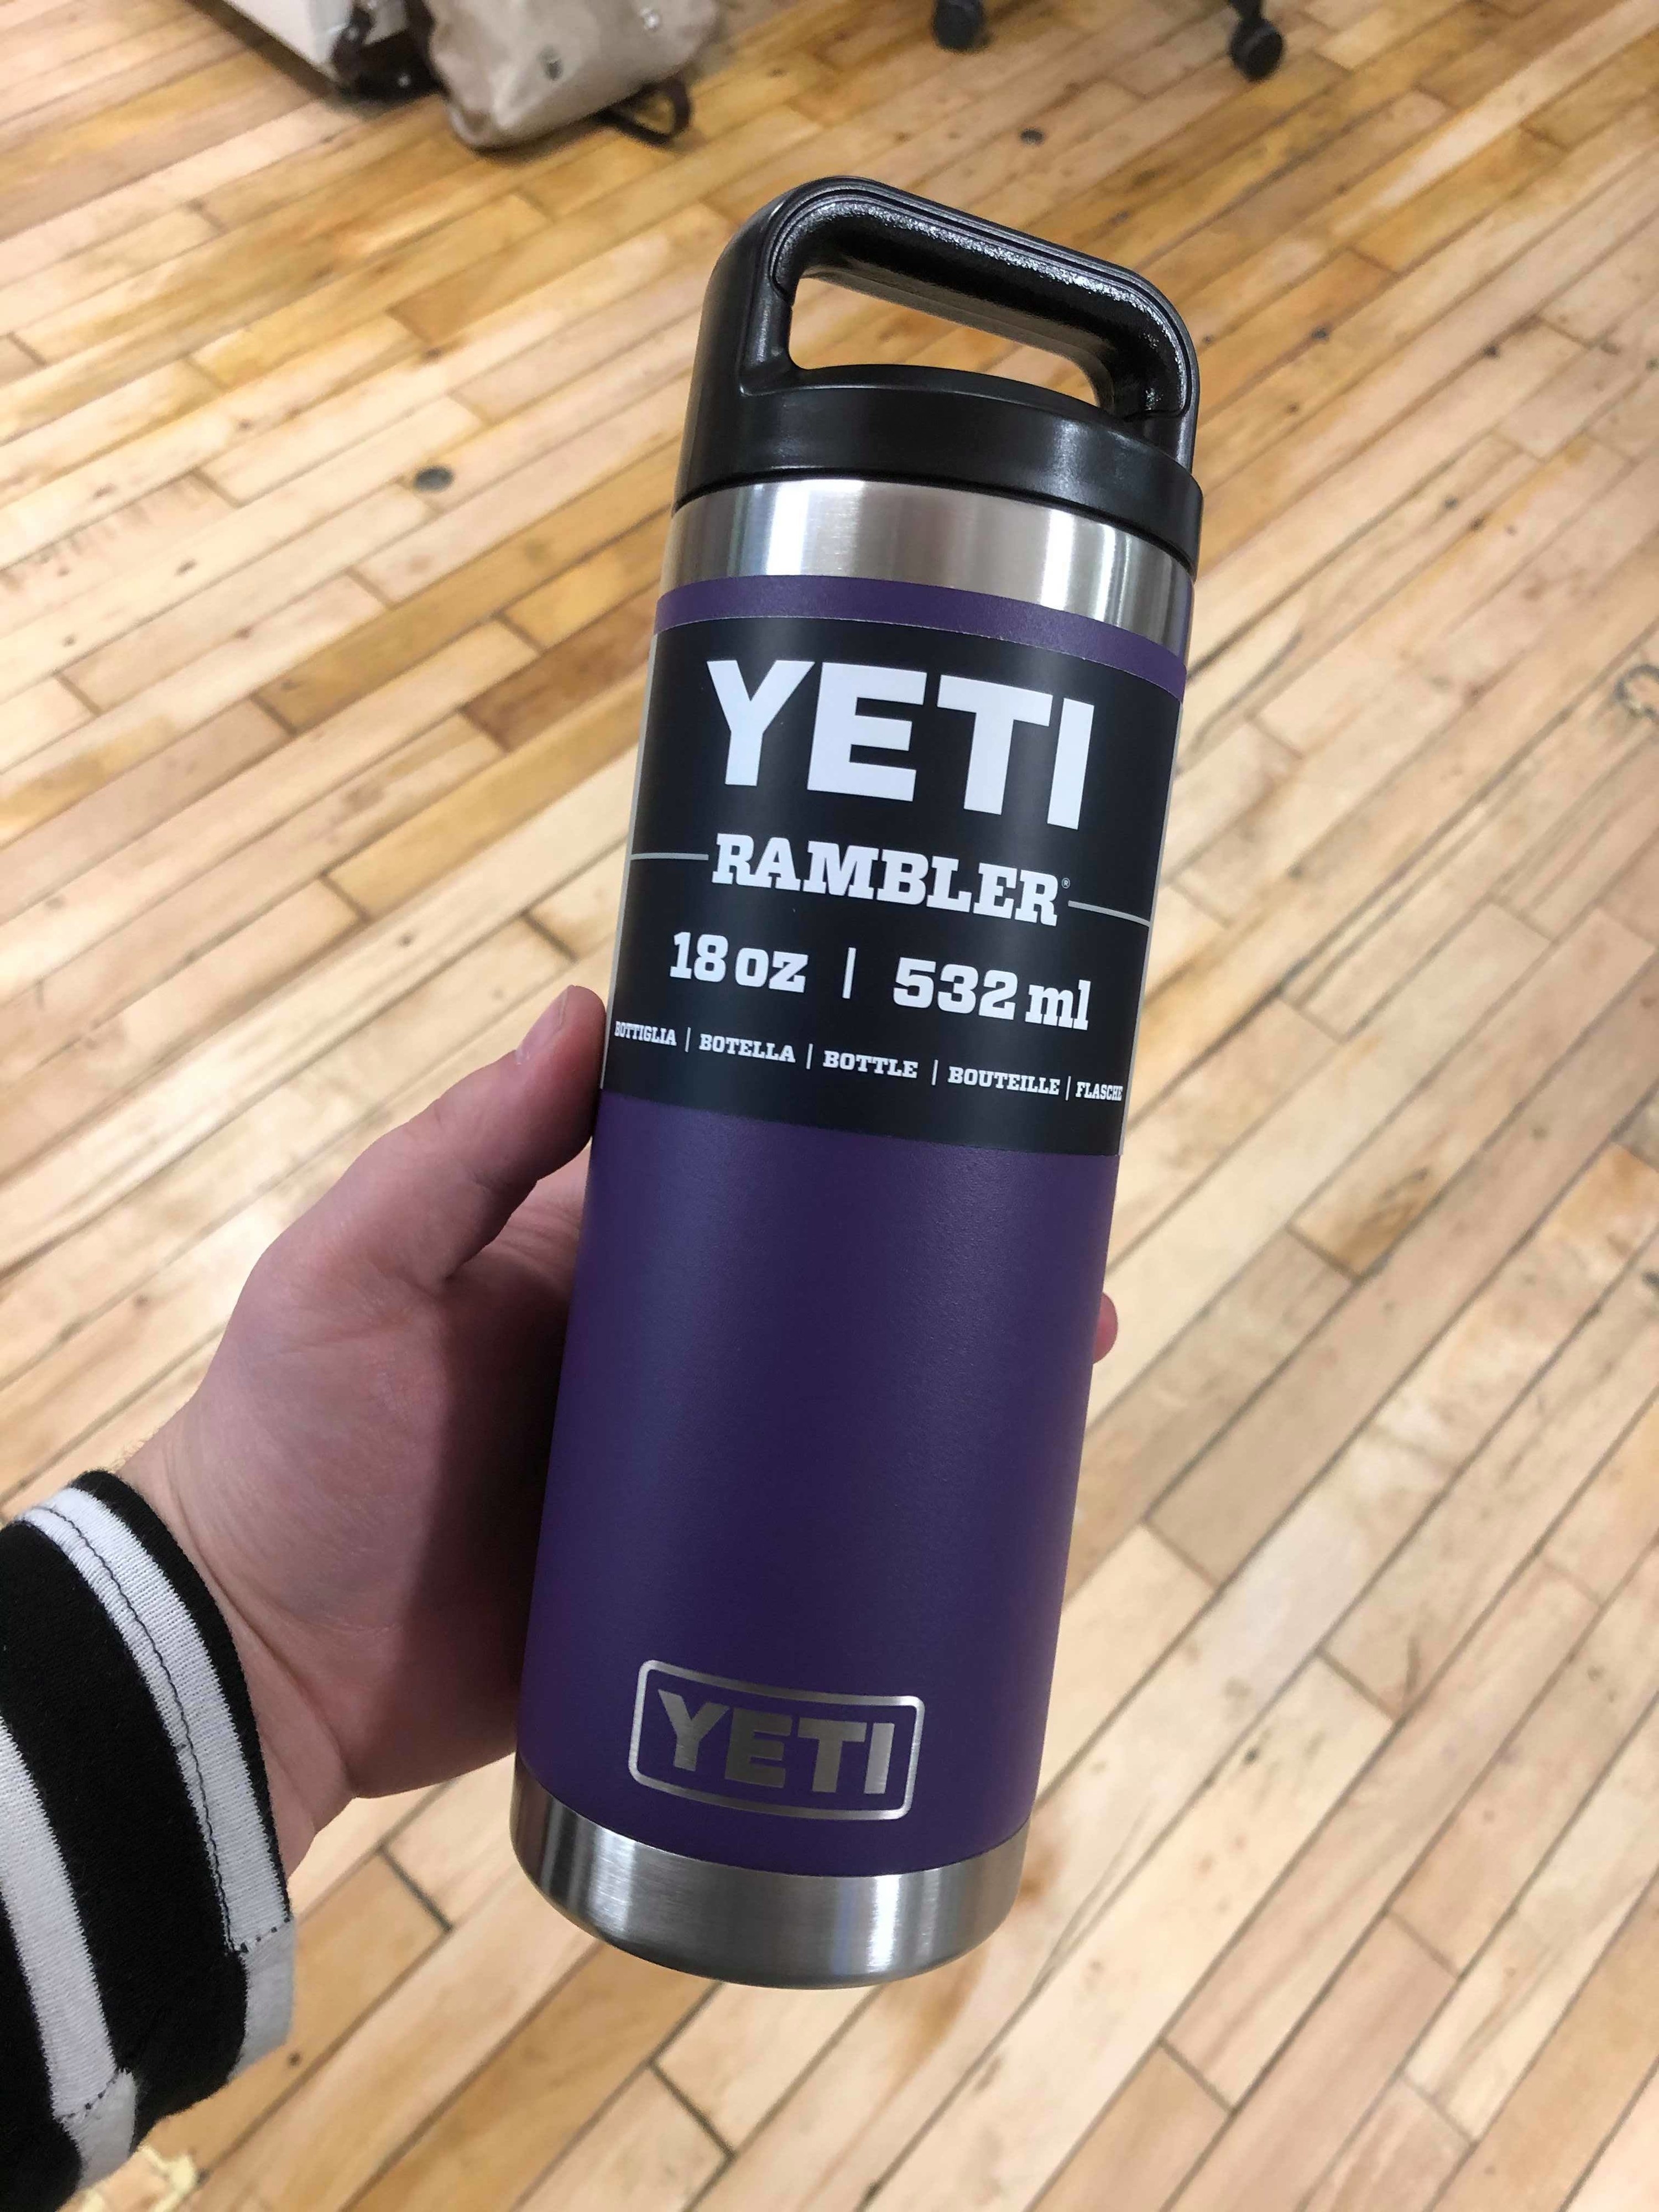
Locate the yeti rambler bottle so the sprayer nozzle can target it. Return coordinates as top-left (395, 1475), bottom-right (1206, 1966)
top-left (514, 178), bottom-right (1200, 1986)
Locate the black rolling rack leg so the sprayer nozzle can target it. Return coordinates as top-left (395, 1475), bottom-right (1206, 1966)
top-left (932, 0), bottom-right (987, 49)
top-left (1227, 0), bottom-right (1285, 77)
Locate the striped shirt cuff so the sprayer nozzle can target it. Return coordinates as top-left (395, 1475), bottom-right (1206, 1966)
top-left (0, 1474), bottom-right (294, 2210)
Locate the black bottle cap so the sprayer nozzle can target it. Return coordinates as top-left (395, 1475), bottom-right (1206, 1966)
top-left (677, 178), bottom-right (1203, 574)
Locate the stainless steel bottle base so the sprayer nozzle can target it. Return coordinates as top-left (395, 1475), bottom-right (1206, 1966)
top-left (511, 1761), bottom-right (1027, 1987)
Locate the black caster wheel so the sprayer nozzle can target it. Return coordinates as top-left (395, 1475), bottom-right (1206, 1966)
top-left (1229, 15), bottom-right (1284, 76)
top-left (331, 3), bottom-right (438, 100)
top-left (933, 0), bottom-right (986, 50)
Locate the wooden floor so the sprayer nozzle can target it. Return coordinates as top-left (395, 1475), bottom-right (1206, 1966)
top-left (2, 0), bottom-right (1657, 2200)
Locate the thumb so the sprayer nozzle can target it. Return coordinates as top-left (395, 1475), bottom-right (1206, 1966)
top-left (299, 986), bottom-right (606, 1293)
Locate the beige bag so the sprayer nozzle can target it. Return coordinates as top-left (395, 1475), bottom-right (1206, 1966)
top-left (418, 0), bottom-right (719, 149)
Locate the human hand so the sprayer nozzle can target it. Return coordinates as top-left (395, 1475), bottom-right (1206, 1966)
top-left (124, 983), bottom-right (1118, 1872)
top-left (124, 986), bottom-right (608, 1869)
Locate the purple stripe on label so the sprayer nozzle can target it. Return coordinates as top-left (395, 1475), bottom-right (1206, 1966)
top-left (655, 572), bottom-right (1187, 700)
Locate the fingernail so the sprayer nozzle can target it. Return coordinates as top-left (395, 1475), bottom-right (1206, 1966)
top-left (516, 988), bottom-right (572, 1063)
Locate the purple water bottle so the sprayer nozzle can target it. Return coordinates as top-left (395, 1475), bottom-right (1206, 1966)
top-left (513, 178), bottom-right (1200, 1986)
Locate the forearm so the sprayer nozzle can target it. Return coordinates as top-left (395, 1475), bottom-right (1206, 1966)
top-left (0, 1475), bottom-right (294, 2212)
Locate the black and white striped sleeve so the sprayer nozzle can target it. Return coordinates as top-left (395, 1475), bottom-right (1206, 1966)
top-left (0, 1472), bottom-right (294, 2212)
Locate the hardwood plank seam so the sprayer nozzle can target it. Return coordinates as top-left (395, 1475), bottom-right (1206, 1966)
top-left (1157, 2033), bottom-right (1239, 2111)
top-left (1314, 1645), bottom-right (1402, 1720)
top-left (1386, 1904), bottom-right (1465, 1983)
top-left (325, 877), bottom-right (375, 925)
top-left (650, 2058), bottom-right (738, 2164)
top-left (521, 907), bottom-right (582, 962)
top-left (54, 666), bottom-right (99, 716)
top-left (500, 606), bottom-right (554, 654)
top-left (1169, 875), bottom-right (1233, 927)
top-left (375, 1846), bottom-right (453, 1938)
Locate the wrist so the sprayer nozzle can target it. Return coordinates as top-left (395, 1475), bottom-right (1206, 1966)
top-left (122, 1425), bottom-right (352, 1874)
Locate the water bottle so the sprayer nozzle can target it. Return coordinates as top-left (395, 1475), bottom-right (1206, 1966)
top-left (513, 177), bottom-right (1200, 1987)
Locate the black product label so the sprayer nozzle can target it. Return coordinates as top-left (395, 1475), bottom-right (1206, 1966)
top-left (604, 577), bottom-right (1183, 1155)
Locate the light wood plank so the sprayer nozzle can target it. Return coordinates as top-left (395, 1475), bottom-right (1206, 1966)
top-left (0, 473), bottom-right (229, 640)
top-left (1091, 901), bottom-right (1546, 1425)
top-left (1302, 2081), bottom-right (1469, 2211)
top-left (0, 204), bottom-right (212, 336)
top-left (1566, 2064), bottom-right (1659, 2210)
top-left (1325, 1197), bottom-right (1659, 1711)
top-left (348, 1945), bottom-right (708, 2212)
top-left (0, 749), bottom-right (629, 1280)
top-left (286, 1791), bottom-right (438, 1921)
top-left (0, 1344), bottom-right (210, 1526)
top-left (260, 442), bottom-right (679, 731)
top-left (1178, 435), bottom-right (1532, 759)
top-left (4, 397), bottom-right (469, 688)
top-left (1387, 1300), bottom-right (1659, 1963)
top-left (0, 924), bottom-right (565, 1452)
top-left (0, 718), bottom-right (498, 1092)
top-left (0, 676), bottom-right (90, 779)
top-left (514, 2070), bottom-right (724, 2212)
top-left (1605, 828), bottom-right (1659, 943)
top-left (1291, 627), bottom-right (1659, 1039)
top-left (1114, 998), bottom-right (1332, 1256)
top-left (1069, 1233), bottom-right (1350, 1594)
top-left (1253, 433), bottom-right (1625, 758)
top-left (1166, 1559), bottom-right (1593, 2103)
top-left (690, 1423), bottom-right (1449, 2212)
top-left (529, 842), bottom-right (625, 957)
top-left (1546, 1395), bottom-right (1659, 1599)
top-left (1151, 961), bottom-right (1659, 1583)
top-left (1408, 1652), bottom-right (1659, 2135)
top-left (0, 625), bottom-right (521, 992)
top-left (1165, 1919), bottom-right (1452, 2211)
top-left (1297, 910), bottom-right (1652, 1270)
top-left (858, 1665), bottom-right (1389, 2212)
top-left (0, 321), bottom-right (411, 562)
top-left (189, 1875), bottom-right (594, 2212)
top-left (1031, 2049), bottom-right (1227, 2212)
top-left (328, 678), bottom-right (644, 919)
top-left (0, 878), bottom-right (358, 1175)
top-left (383, 1757), bottom-right (518, 1928)
top-left (1432, 1877), bottom-right (1659, 2212)
top-left (0, 574), bottom-right (380, 846)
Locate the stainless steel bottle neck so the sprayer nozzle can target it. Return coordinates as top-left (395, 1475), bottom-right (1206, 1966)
top-left (665, 477), bottom-right (1192, 661)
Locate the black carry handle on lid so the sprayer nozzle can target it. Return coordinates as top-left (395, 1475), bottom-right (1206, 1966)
top-left (677, 178), bottom-right (1204, 567)
top-left (735, 179), bottom-right (1198, 467)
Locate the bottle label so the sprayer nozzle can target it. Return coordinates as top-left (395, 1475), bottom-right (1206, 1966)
top-left (603, 573), bottom-right (1183, 1156)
